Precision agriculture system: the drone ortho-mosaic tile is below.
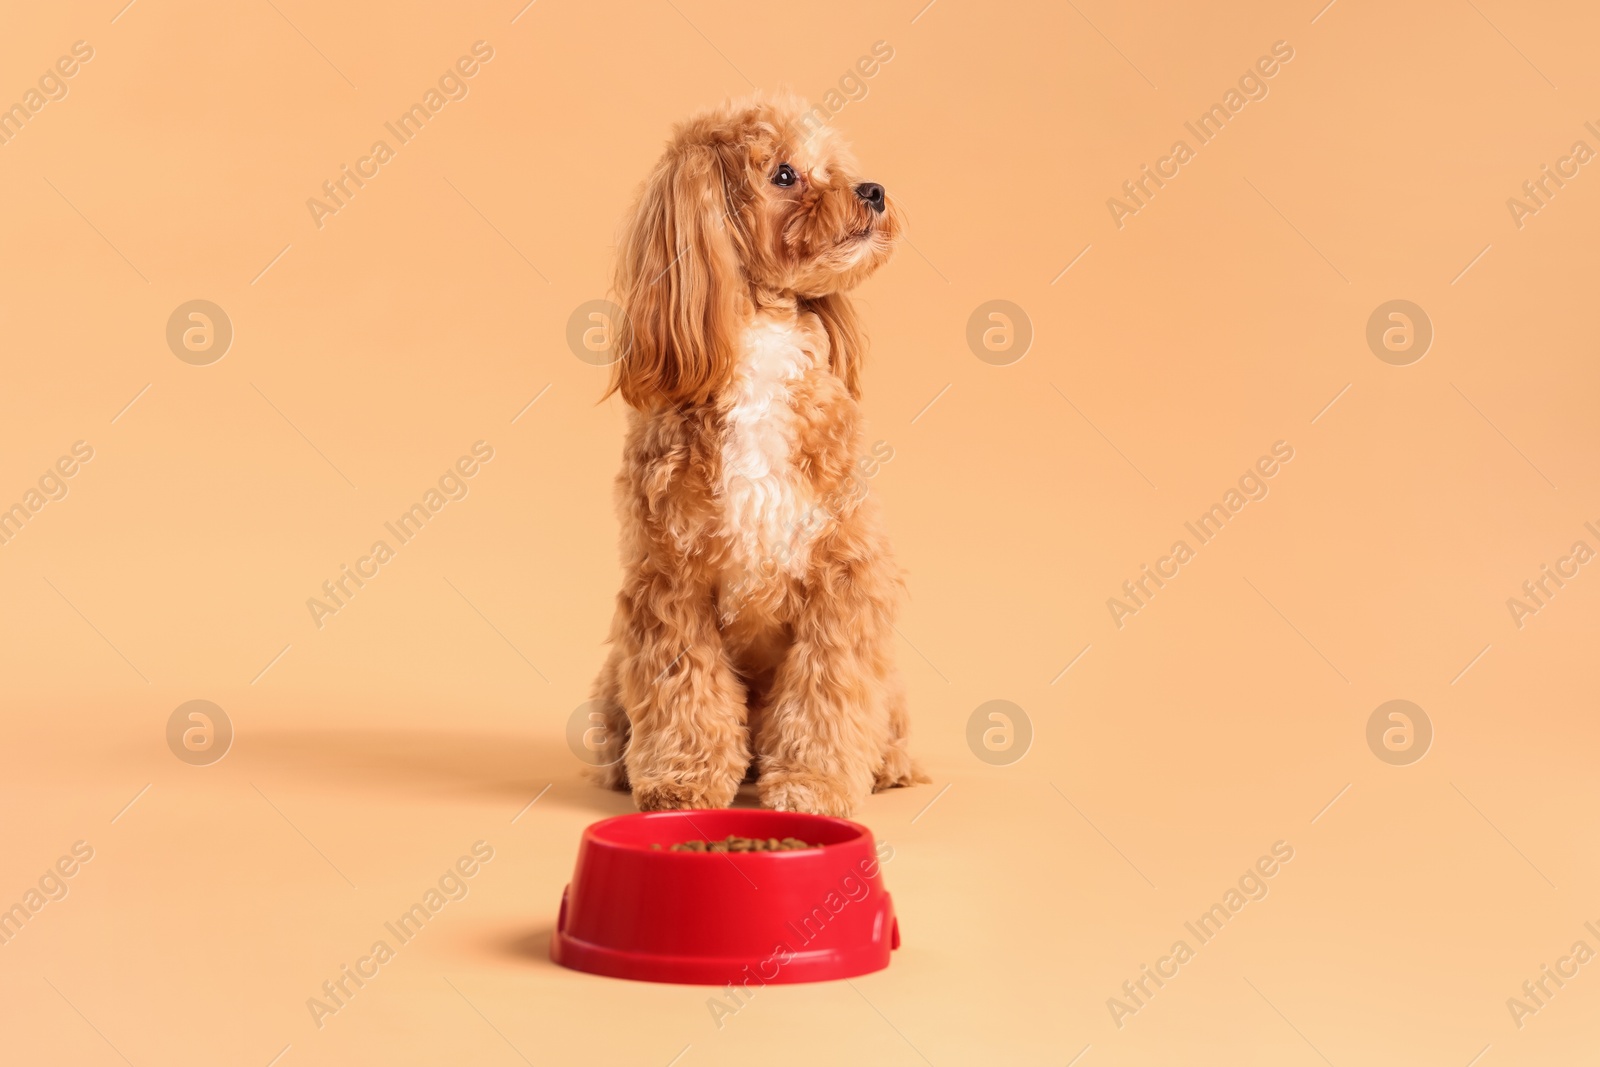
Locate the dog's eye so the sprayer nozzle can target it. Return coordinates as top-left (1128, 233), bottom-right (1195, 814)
top-left (771, 163), bottom-right (797, 187)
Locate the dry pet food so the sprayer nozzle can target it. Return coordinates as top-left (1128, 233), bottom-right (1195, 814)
top-left (654, 835), bottom-right (817, 852)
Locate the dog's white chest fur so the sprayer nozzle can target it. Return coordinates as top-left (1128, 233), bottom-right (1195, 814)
top-left (718, 314), bottom-right (818, 587)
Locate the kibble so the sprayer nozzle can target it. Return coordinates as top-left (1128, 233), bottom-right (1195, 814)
top-left (661, 835), bottom-right (817, 852)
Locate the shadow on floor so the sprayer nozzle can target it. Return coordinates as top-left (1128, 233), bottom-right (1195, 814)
top-left (496, 927), bottom-right (559, 968)
top-left (236, 728), bottom-right (634, 815)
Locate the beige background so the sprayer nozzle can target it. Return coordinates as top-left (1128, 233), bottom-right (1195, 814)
top-left (2, 0), bottom-right (1598, 1063)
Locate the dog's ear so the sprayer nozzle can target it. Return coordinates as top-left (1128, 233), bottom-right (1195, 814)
top-left (805, 292), bottom-right (865, 399)
top-left (609, 144), bottom-right (745, 409)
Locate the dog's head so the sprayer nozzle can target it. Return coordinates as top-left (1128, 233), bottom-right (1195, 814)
top-left (609, 93), bottom-right (901, 409)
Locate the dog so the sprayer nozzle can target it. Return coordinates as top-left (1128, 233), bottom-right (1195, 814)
top-left (586, 93), bottom-right (927, 817)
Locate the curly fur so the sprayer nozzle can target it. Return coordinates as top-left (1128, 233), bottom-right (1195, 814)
top-left (588, 92), bottom-right (927, 816)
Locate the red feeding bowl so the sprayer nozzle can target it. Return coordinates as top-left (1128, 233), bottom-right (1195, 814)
top-left (550, 809), bottom-right (899, 984)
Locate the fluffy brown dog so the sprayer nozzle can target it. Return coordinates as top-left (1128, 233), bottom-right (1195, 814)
top-left (588, 93), bottom-right (926, 817)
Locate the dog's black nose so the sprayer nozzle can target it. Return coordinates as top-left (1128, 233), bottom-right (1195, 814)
top-left (855, 182), bottom-right (885, 214)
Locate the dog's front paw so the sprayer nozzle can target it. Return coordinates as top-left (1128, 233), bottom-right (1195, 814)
top-left (759, 771), bottom-right (864, 817)
top-left (632, 775), bottom-right (737, 812)
top-left (873, 748), bottom-right (930, 793)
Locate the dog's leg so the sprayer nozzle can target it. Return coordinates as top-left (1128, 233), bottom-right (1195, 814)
top-left (617, 584), bottom-right (749, 811)
top-left (874, 667), bottom-right (929, 792)
top-left (756, 540), bottom-right (894, 817)
top-left (585, 644), bottom-right (631, 791)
